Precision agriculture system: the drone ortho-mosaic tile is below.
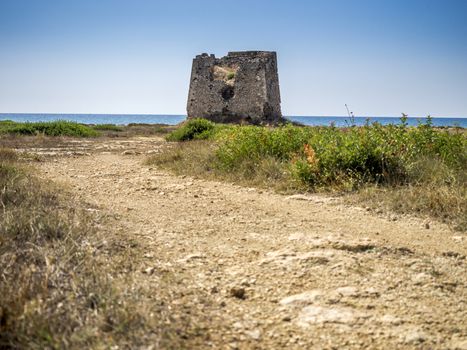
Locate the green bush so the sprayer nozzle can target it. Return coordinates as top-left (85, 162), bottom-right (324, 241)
top-left (0, 120), bottom-right (16, 126)
top-left (0, 120), bottom-right (99, 137)
top-left (215, 124), bottom-right (312, 169)
top-left (213, 120), bottom-right (466, 188)
top-left (166, 118), bottom-right (217, 141)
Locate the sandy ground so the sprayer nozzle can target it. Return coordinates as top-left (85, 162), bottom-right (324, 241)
top-left (29, 136), bottom-right (466, 349)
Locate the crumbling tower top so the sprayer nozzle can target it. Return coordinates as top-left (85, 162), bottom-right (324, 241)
top-left (187, 51), bottom-right (282, 124)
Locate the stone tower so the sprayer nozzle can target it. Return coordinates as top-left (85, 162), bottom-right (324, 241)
top-left (187, 51), bottom-right (282, 124)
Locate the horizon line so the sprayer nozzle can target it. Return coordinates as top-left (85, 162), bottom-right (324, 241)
top-left (0, 112), bottom-right (466, 119)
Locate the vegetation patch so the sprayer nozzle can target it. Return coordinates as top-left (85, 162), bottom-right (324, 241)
top-left (91, 123), bottom-right (124, 132)
top-left (151, 118), bottom-right (467, 229)
top-left (166, 118), bottom-right (219, 141)
top-left (0, 120), bottom-right (98, 137)
top-left (0, 120), bottom-right (176, 138)
top-left (0, 150), bottom-right (184, 348)
top-left (125, 123), bottom-right (174, 136)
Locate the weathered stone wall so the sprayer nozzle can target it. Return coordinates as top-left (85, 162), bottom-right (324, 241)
top-left (187, 51), bottom-right (282, 124)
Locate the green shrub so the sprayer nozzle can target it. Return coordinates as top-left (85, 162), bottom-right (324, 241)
top-left (0, 120), bottom-right (16, 126)
top-left (0, 120), bottom-right (99, 137)
top-left (162, 119), bottom-right (466, 187)
top-left (215, 124), bottom-right (312, 170)
top-left (166, 118), bottom-right (217, 141)
top-left (212, 120), bottom-right (466, 189)
top-left (226, 72), bottom-right (235, 80)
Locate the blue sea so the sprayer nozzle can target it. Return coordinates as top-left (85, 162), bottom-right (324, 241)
top-left (0, 113), bottom-right (465, 128)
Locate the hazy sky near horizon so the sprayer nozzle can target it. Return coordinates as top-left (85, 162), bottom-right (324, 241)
top-left (1, 0), bottom-right (466, 117)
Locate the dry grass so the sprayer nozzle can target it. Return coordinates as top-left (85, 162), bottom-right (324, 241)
top-left (97, 123), bottom-right (175, 138)
top-left (0, 124), bottom-right (174, 149)
top-left (0, 134), bottom-right (73, 150)
top-left (0, 150), bottom-right (188, 349)
top-left (146, 141), bottom-right (218, 178)
top-left (146, 141), bottom-right (295, 191)
top-left (351, 157), bottom-right (467, 231)
top-left (354, 184), bottom-right (466, 231)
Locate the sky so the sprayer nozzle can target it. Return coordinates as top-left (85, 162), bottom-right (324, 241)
top-left (0, 0), bottom-right (466, 117)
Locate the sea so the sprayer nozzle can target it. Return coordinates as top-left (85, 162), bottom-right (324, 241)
top-left (0, 113), bottom-right (465, 128)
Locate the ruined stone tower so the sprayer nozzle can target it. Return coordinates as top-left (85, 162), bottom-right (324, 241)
top-left (187, 51), bottom-right (282, 124)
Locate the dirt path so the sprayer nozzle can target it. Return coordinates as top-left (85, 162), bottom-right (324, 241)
top-left (34, 137), bottom-right (466, 349)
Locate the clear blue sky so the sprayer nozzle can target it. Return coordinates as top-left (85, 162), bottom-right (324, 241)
top-left (1, 0), bottom-right (466, 116)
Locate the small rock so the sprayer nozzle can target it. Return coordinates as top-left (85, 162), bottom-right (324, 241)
top-left (335, 286), bottom-right (359, 297)
top-left (297, 306), bottom-right (361, 325)
top-left (279, 290), bottom-right (324, 306)
top-left (240, 279), bottom-right (250, 287)
top-left (380, 314), bottom-right (402, 325)
top-left (286, 194), bottom-right (313, 201)
top-left (402, 330), bottom-right (428, 344)
top-left (230, 287), bottom-right (246, 300)
top-left (142, 267), bottom-right (155, 275)
top-left (425, 222), bottom-right (430, 229)
top-left (245, 329), bottom-right (261, 340)
top-left (184, 253), bottom-right (205, 261)
top-left (232, 321), bottom-right (244, 329)
top-left (413, 272), bottom-right (431, 285)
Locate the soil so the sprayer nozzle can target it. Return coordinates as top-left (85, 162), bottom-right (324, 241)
top-left (29, 136), bottom-right (466, 349)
